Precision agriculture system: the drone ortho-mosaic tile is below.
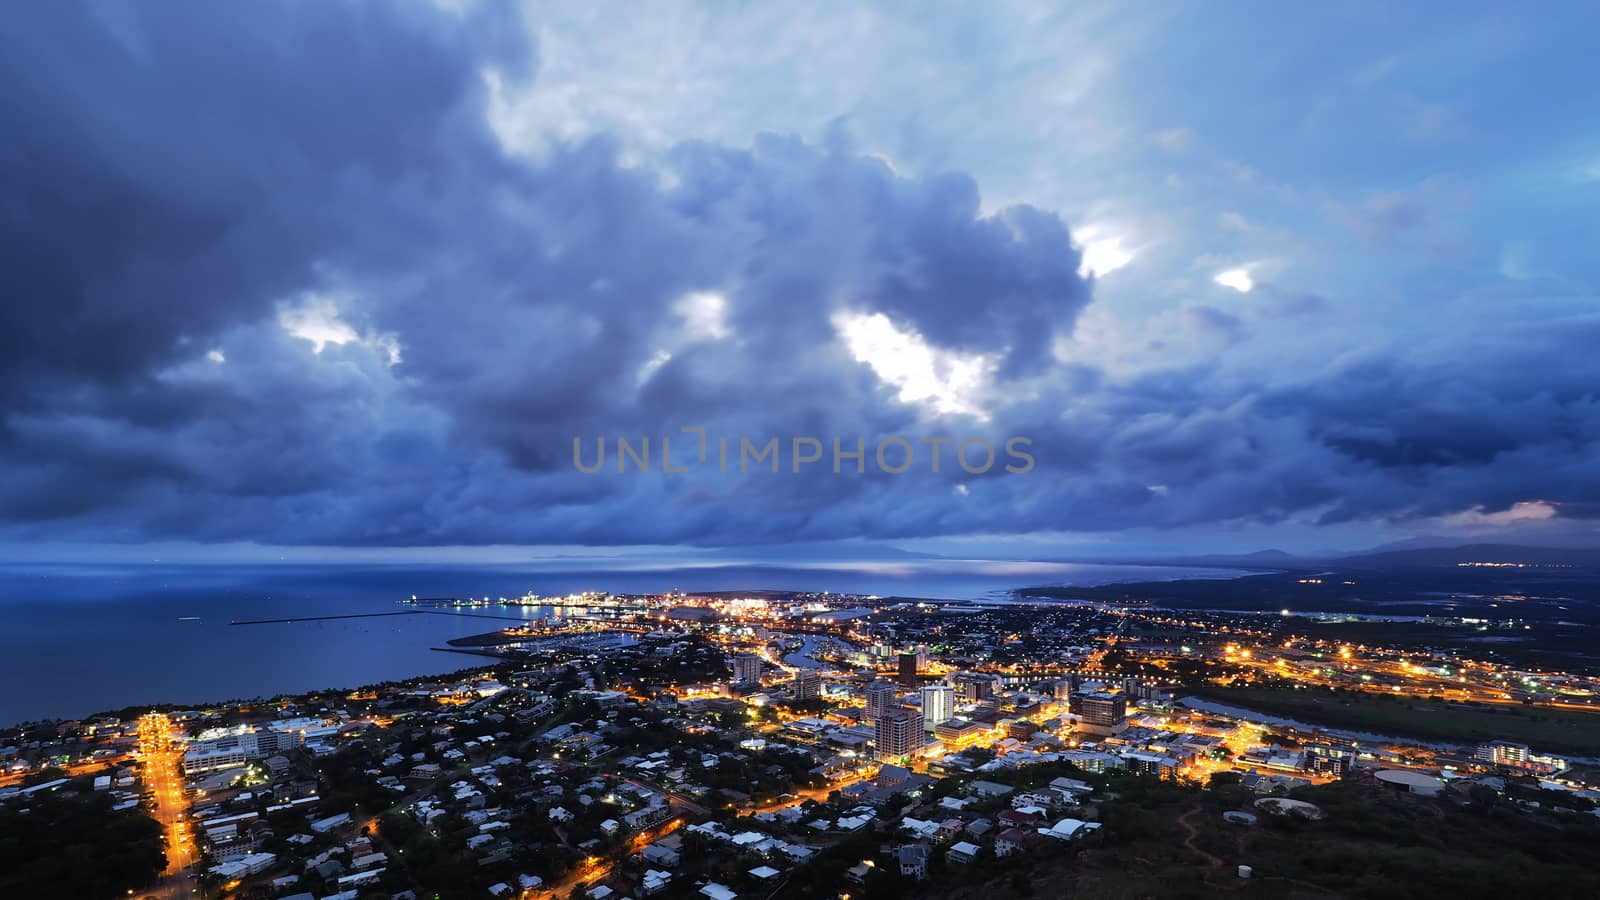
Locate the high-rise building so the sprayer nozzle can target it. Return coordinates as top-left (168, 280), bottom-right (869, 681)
top-left (876, 707), bottom-right (924, 759)
top-left (898, 652), bottom-right (919, 687)
top-left (919, 684), bottom-right (954, 731)
top-left (864, 680), bottom-right (898, 724)
top-left (792, 670), bottom-right (822, 702)
top-left (1069, 690), bottom-right (1128, 735)
top-left (732, 653), bottom-right (763, 685)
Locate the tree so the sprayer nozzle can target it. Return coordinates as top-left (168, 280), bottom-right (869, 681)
top-left (0, 787), bottom-right (166, 899)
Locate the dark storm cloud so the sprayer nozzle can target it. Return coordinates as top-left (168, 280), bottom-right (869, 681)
top-left (0, 2), bottom-right (526, 406)
top-left (0, 2), bottom-right (1596, 549)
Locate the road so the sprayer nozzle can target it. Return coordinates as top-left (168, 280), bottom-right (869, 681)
top-left (529, 818), bottom-right (683, 899)
top-left (137, 713), bottom-right (200, 900)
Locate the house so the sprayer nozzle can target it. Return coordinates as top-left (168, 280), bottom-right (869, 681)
top-left (310, 812), bottom-right (351, 834)
top-left (1043, 818), bottom-right (1101, 841)
top-left (1049, 776), bottom-right (1094, 800)
top-left (624, 802), bottom-right (674, 830)
top-left (700, 883), bottom-right (737, 900)
top-left (995, 828), bottom-right (1033, 857)
top-left (836, 813), bottom-right (872, 832)
top-left (898, 844), bottom-right (930, 880)
top-left (968, 780), bottom-right (1014, 798)
top-left (778, 843), bottom-right (814, 863)
top-left (947, 841), bottom-right (981, 864)
top-left (1012, 791), bottom-right (1056, 810)
top-left (642, 843), bottom-right (681, 867)
top-left (998, 808), bottom-right (1043, 829)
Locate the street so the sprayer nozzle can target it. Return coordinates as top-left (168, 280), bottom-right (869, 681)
top-left (137, 713), bottom-right (199, 900)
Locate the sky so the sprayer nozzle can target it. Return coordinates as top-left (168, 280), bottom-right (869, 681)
top-left (2, 1), bottom-right (1599, 563)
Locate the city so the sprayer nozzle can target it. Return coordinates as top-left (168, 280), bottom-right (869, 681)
top-left (7, 554), bottom-right (1600, 899)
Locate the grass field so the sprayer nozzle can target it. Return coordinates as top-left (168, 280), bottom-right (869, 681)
top-left (1187, 684), bottom-right (1600, 754)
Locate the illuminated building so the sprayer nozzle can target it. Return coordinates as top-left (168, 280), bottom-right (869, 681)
top-left (934, 718), bottom-right (988, 743)
top-left (732, 653), bottom-right (763, 685)
top-left (792, 670), bottom-right (822, 701)
top-left (1475, 739), bottom-right (1563, 774)
top-left (1306, 746), bottom-right (1354, 776)
top-left (1476, 739), bottom-right (1527, 766)
top-left (953, 673), bottom-right (995, 703)
top-left (1068, 690), bottom-right (1127, 736)
top-left (865, 680), bottom-right (898, 724)
top-left (182, 728), bottom-right (304, 775)
top-left (919, 684), bottom-right (954, 731)
top-left (1006, 720), bottom-right (1039, 741)
top-left (1123, 752), bottom-right (1180, 779)
top-left (875, 707), bottom-right (923, 759)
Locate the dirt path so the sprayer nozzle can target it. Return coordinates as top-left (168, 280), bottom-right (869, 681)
top-left (1178, 806), bottom-right (1224, 868)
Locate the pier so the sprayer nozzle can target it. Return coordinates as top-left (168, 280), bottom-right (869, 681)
top-left (229, 610), bottom-right (535, 626)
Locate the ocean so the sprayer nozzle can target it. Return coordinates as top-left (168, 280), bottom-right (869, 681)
top-left (0, 559), bottom-right (1244, 725)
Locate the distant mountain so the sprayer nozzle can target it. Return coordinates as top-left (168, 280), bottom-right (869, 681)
top-left (1135, 549), bottom-right (1313, 569)
top-left (1134, 542), bottom-right (1598, 572)
top-left (1238, 549), bottom-right (1300, 560)
top-left (1334, 543), bottom-right (1600, 569)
